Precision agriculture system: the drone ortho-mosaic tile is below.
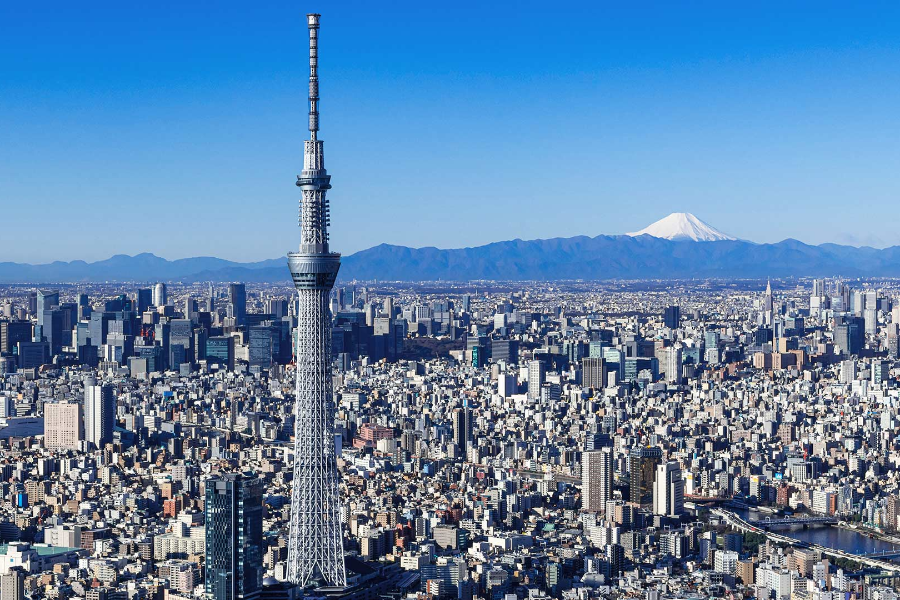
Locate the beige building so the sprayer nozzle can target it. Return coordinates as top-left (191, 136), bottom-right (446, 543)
top-left (44, 402), bottom-right (83, 451)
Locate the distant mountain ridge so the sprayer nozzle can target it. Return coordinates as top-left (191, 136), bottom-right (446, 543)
top-left (2, 237), bottom-right (900, 283)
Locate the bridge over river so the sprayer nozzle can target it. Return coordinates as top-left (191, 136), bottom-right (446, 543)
top-left (750, 516), bottom-right (838, 528)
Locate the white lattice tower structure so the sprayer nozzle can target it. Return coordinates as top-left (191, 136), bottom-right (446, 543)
top-left (285, 13), bottom-right (347, 589)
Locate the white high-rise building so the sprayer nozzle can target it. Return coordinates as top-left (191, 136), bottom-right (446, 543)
top-left (84, 377), bottom-right (115, 450)
top-left (665, 346), bottom-right (683, 384)
top-left (582, 447), bottom-right (614, 513)
top-left (714, 550), bottom-right (739, 575)
top-left (527, 359), bottom-right (545, 400)
top-left (653, 461), bottom-right (684, 517)
top-left (153, 282), bottom-right (167, 307)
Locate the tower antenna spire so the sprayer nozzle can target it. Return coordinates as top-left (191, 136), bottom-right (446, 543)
top-left (307, 13), bottom-right (320, 142)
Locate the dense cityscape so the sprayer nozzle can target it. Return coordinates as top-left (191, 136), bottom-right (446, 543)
top-left (3, 274), bottom-right (900, 600)
top-left (5, 8), bottom-right (900, 600)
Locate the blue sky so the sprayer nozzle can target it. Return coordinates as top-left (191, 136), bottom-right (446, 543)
top-left (2, 1), bottom-right (900, 263)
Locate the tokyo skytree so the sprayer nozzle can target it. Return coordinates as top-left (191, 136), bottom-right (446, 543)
top-left (285, 13), bottom-right (347, 588)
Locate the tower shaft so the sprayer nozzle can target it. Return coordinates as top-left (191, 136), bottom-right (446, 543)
top-left (286, 12), bottom-right (346, 589)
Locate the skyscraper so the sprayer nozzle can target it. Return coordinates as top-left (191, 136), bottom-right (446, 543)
top-left (285, 14), bottom-right (346, 588)
top-left (228, 283), bottom-right (247, 326)
top-left (36, 289), bottom-right (59, 329)
top-left (629, 446), bottom-right (662, 507)
top-left (452, 406), bottom-right (472, 453)
top-left (137, 288), bottom-right (153, 315)
top-left (663, 305), bottom-right (680, 329)
top-left (582, 357), bottom-right (605, 390)
top-left (153, 282), bottom-right (167, 307)
top-left (653, 461), bottom-right (684, 517)
top-left (582, 447), bottom-right (613, 513)
top-left (205, 473), bottom-right (264, 600)
top-left (84, 377), bottom-right (115, 450)
top-left (527, 359), bottom-right (545, 400)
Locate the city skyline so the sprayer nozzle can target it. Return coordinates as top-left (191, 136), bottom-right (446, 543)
top-left (7, 6), bottom-right (900, 600)
top-left (4, 2), bottom-right (900, 262)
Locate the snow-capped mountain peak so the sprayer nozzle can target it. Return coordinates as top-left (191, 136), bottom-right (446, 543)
top-left (626, 212), bottom-right (735, 242)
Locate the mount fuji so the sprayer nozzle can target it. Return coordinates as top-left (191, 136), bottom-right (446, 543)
top-left (627, 212), bottom-right (736, 242)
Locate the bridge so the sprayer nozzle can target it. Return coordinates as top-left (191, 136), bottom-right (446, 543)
top-left (684, 494), bottom-right (732, 504)
top-left (863, 550), bottom-right (900, 559)
top-left (750, 516), bottom-right (838, 527)
top-left (711, 508), bottom-right (900, 574)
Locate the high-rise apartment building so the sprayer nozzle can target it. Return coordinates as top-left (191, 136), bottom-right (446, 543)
top-left (205, 473), bottom-right (263, 600)
top-left (527, 359), bottom-right (545, 400)
top-left (582, 447), bottom-right (614, 513)
top-left (84, 377), bottom-right (115, 450)
top-left (0, 567), bottom-right (25, 600)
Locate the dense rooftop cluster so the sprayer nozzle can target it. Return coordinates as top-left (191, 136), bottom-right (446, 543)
top-left (1, 277), bottom-right (900, 599)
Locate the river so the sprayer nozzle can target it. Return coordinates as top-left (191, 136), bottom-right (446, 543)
top-left (733, 507), bottom-right (900, 556)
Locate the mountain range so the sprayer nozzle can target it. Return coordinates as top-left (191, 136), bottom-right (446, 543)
top-left (3, 213), bottom-right (899, 283)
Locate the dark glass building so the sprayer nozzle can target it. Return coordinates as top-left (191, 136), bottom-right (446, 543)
top-left (629, 446), bottom-right (663, 507)
top-left (205, 473), bottom-right (264, 600)
top-left (229, 283), bottom-right (247, 327)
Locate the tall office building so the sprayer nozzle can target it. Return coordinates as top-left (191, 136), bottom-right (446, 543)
top-left (137, 288), bottom-right (153, 315)
top-left (582, 447), bottom-right (613, 513)
top-left (527, 359), bottom-right (545, 400)
top-left (153, 282), bottom-right (167, 307)
top-left (229, 283), bottom-right (247, 326)
top-left (582, 357), bottom-right (605, 390)
top-left (835, 316), bottom-right (864, 356)
top-left (285, 14), bottom-right (346, 588)
top-left (45, 402), bottom-right (83, 451)
top-left (663, 305), bottom-right (680, 329)
top-left (452, 406), bottom-right (472, 453)
top-left (36, 290), bottom-right (59, 328)
top-left (629, 446), bottom-right (662, 507)
top-left (653, 461), bottom-right (684, 517)
top-left (0, 321), bottom-right (31, 354)
top-left (77, 293), bottom-right (91, 320)
top-left (84, 377), bottom-right (115, 450)
top-left (205, 473), bottom-right (264, 600)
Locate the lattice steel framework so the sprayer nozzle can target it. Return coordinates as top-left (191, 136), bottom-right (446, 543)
top-left (285, 13), bottom-right (346, 589)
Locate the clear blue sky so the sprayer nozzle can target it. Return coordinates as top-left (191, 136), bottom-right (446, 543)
top-left (2, 1), bottom-right (900, 263)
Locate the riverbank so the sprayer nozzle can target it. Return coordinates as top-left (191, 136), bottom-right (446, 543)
top-left (838, 521), bottom-right (900, 546)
